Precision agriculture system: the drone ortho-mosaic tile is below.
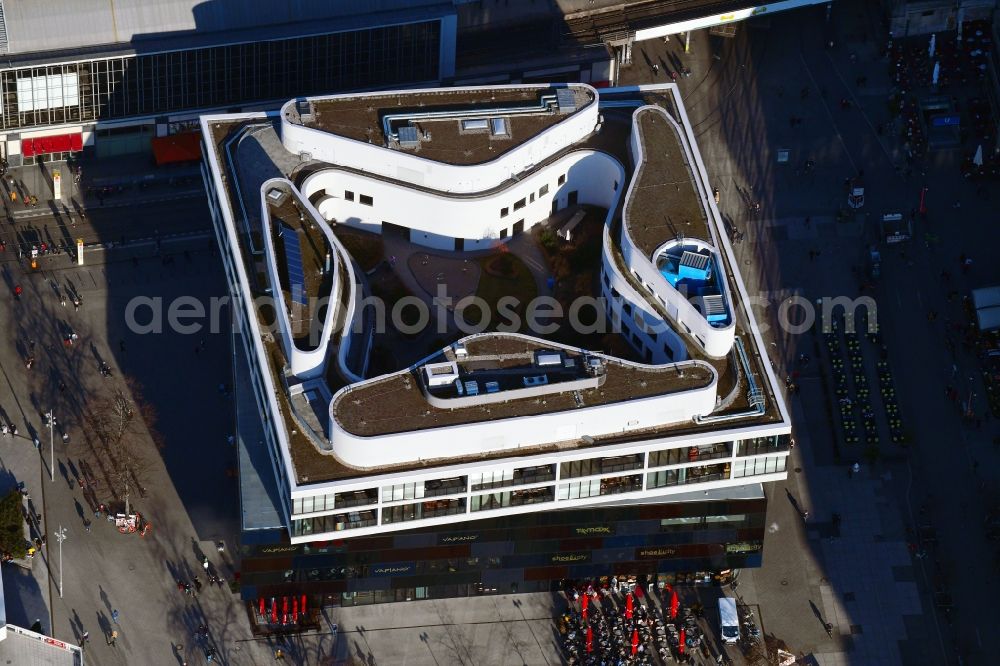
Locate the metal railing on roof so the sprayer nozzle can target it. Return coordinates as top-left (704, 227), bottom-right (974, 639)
top-left (693, 337), bottom-right (766, 424)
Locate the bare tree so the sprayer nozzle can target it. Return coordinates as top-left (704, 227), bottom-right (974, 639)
top-left (88, 378), bottom-right (160, 516)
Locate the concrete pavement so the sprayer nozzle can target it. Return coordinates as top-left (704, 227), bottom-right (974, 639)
top-left (0, 198), bottom-right (568, 664)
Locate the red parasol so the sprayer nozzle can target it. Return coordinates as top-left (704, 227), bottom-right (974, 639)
top-left (670, 589), bottom-right (679, 619)
top-left (258, 598), bottom-right (265, 617)
top-left (625, 592), bottom-right (633, 619)
top-left (282, 596), bottom-right (289, 616)
top-left (631, 628), bottom-right (639, 655)
top-left (582, 593), bottom-right (589, 617)
top-left (301, 595), bottom-right (307, 616)
top-left (293, 597), bottom-right (299, 623)
top-left (679, 628), bottom-right (686, 654)
top-left (270, 598), bottom-right (277, 623)
top-left (586, 626), bottom-right (593, 653)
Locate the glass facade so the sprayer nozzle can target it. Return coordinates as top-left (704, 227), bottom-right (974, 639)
top-left (646, 462), bottom-right (730, 489)
top-left (0, 21), bottom-right (441, 131)
top-left (737, 434), bottom-right (791, 456)
top-left (732, 455), bottom-right (787, 478)
top-left (650, 442), bottom-right (732, 466)
top-left (241, 496), bottom-right (767, 612)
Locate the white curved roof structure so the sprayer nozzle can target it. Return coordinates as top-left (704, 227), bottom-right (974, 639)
top-left (200, 82), bottom-right (792, 540)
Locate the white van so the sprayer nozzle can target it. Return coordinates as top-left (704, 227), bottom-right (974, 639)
top-left (719, 597), bottom-right (740, 644)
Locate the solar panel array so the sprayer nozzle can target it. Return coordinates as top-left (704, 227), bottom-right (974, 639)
top-left (281, 224), bottom-right (308, 305)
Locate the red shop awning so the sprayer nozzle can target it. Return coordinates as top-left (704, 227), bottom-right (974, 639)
top-left (151, 131), bottom-right (202, 166)
top-left (22, 133), bottom-right (82, 157)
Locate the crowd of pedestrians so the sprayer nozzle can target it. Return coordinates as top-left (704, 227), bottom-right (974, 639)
top-left (883, 20), bottom-right (998, 181)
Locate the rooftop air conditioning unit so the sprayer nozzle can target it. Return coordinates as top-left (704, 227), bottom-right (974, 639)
top-left (523, 375), bottom-right (549, 387)
top-left (423, 361), bottom-right (459, 388)
top-left (535, 352), bottom-right (562, 367)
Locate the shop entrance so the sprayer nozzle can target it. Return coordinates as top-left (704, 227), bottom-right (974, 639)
top-left (95, 125), bottom-right (153, 158)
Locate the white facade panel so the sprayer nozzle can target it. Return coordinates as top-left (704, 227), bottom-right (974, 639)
top-left (327, 358), bottom-right (719, 467)
top-left (300, 149), bottom-right (622, 249)
top-left (281, 84), bottom-right (600, 195)
top-left (16, 73), bottom-right (79, 112)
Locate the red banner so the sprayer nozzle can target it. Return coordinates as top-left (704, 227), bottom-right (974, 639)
top-left (21, 133), bottom-right (82, 157)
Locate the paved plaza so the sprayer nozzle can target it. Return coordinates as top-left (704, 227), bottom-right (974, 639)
top-left (0, 188), bottom-right (569, 665)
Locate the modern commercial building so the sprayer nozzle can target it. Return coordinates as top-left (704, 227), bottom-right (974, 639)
top-left (0, 0), bottom-right (456, 164)
top-left (0, 0), bottom-right (835, 166)
top-left (200, 82), bottom-right (791, 621)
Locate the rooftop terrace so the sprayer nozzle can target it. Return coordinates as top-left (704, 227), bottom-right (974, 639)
top-left (331, 335), bottom-right (715, 437)
top-left (302, 85), bottom-right (594, 166)
top-left (625, 108), bottom-right (711, 257)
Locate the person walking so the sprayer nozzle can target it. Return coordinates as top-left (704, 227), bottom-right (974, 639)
top-left (107, 629), bottom-right (118, 646)
top-left (111, 609), bottom-right (120, 625)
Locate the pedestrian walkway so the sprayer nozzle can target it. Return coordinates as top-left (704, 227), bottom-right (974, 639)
top-left (4, 154), bottom-right (202, 222)
top-left (647, 5), bottom-right (946, 663)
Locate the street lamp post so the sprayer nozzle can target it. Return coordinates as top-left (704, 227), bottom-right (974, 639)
top-left (55, 526), bottom-right (66, 598)
top-left (47, 411), bottom-right (55, 482)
